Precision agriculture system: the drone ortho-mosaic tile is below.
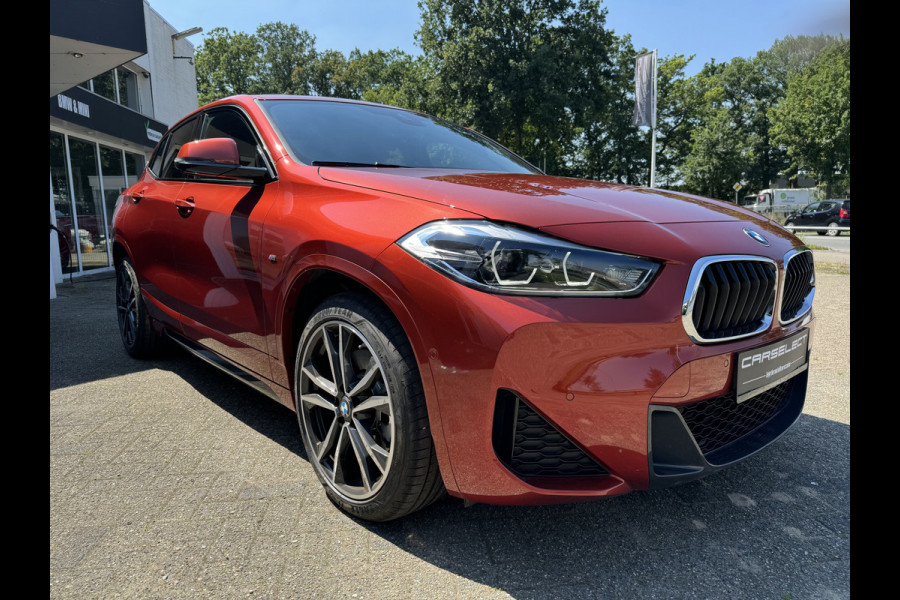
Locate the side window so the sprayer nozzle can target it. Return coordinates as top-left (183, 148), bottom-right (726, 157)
top-left (147, 136), bottom-right (168, 176)
top-left (803, 202), bottom-right (819, 214)
top-left (200, 109), bottom-right (267, 169)
top-left (157, 117), bottom-right (200, 180)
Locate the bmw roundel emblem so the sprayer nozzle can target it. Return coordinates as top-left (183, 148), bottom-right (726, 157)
top-left (743, 228), bottom-right (769, 246)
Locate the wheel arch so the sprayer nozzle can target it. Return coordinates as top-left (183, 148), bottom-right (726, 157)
top-left (112, 239), bottom-right (129, 267)
top-left (276, 256), bottom-right (459, 494)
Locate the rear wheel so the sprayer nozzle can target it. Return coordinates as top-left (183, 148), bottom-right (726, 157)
top-left (115, 257), bottom-right (163, 358)
top-left (826, 222), bottom-right (840, 236)
top-left (294, 294), bottom-right (444, 521)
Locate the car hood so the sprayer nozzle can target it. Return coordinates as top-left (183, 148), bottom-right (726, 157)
top-left (317, 168), bottom-right (771, 229)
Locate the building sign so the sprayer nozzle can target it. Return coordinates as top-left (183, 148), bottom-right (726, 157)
top-left (50, 85), bottom-right (168, 150)
top-left (57, 94), bottom-right (91, 118)
top-left (145, 122), bottom-right (163, 143)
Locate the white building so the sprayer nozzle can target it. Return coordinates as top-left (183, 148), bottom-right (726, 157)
top-left (50, 0), bottom-right (200, 298)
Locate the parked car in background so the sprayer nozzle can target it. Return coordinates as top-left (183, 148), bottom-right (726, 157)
top-left (113, 95), bottom-right (816, 521)
top-left (784, 199), bottom-right (850, 236)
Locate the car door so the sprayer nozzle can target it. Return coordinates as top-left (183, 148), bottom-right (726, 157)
top-left (815, 201), bottom-right (837, 226)
top-left (168, 106), bottom-right (282, 380)
top-left (794, 202), bottom-right (820, 227)
top-left (122, 116), bottom-right (201, 333)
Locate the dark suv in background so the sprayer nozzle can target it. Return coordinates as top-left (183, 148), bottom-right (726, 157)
top-left (784, 199), bottom-right (850, 236)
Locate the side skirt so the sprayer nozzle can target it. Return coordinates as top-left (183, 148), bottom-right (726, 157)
top-left (165, 330), bottom-right (285, 405)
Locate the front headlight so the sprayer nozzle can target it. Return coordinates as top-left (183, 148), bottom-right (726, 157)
top-left (397, 220), bottom-right (660, 296)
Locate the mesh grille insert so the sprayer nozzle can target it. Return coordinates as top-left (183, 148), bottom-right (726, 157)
top-left (678, 379), bottom-right (794, 456)
top-left (493, 390), bottom-right (608, 478)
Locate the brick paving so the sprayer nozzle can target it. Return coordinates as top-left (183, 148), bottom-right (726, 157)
top-left (50, 262), bottom-right (849, 599)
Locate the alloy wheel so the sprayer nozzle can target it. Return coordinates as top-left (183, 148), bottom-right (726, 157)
top-left (298, 320), bottom-right (395, 501)
top-left (116, 263), bottom-right (138, 348)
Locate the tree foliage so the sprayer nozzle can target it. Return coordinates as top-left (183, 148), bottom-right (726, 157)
top-left (195, 27), bottom-right (260, 104)
top-left (770, 39), bottom-right (850, 196)
top-left (193, 14), bottom-right (849, 199)
top-left (416, 0), bottom-right (615, 171)
top-left (195, 23), bottom-right (424, 108)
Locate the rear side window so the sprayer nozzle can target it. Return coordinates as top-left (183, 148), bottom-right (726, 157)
top-left (152, 117), bottom-right (200, 180)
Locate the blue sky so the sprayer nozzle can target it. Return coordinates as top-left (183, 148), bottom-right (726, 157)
top-left (147, 0), bottom-right (850, 76)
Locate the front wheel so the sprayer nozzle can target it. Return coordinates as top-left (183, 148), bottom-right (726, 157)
top-left (294, 294), bottom-right (444, 521)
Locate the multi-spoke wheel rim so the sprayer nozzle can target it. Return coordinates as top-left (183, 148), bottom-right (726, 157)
top-left (298, 320), bottom-right (395, 501)
top-left (116, 265), bottom-right (138, 348)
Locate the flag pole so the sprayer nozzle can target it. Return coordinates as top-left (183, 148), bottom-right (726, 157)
top-left (650, 48), bottom-right (657, 189)
top-left (633, 49), bottom-right (658, 188)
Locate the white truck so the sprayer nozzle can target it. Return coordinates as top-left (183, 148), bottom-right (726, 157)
top-left (740, 188), bottom-right (818, 222)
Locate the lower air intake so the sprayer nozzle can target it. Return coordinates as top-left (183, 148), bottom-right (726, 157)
top-left (678, 379), bottom-right (795, 456)
top-left (492, 390), bottom-right (608, 478)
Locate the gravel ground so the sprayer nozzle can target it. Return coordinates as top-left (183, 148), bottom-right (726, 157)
top-left (50, 253), bottom-right (849, 600)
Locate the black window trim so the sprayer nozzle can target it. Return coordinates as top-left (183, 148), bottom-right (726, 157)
top-left (147, 104), bottom-right (278, 185)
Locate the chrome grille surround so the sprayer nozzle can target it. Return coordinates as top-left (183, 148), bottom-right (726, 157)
top-left (779, 247), bottom-right (815, 325)
top-left (681, 255), bottom-right (778, 344)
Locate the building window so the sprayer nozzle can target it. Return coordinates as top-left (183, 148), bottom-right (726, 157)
top-left (118, 68), bottom-right (139, 111)
top-left (50, 131), bottom-right (147, 275)
top-left (50, 131), bottom-right (76, 274)
top-left (78, 67), bottom-right (141, 112)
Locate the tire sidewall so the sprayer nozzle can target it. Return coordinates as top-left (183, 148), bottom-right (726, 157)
top-left (294, 295), bottom-right (421, 520)
top-left (116, 257), bottom-right (161, 357)
top-left (117, 258), bottom-right (142, 354)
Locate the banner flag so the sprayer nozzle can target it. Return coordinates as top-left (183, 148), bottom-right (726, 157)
top-left (633, 51), bottom-right (656, 128)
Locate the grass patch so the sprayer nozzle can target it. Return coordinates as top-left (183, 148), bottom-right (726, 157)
top-left (815, 262), bottom-right (850, 275)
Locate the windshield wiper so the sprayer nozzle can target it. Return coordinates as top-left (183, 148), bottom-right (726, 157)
top-left (311, 161), bottom-right (408, 168)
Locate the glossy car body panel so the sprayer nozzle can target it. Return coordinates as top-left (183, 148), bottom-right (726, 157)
top-left (113, 95), bottom-right (814, 513)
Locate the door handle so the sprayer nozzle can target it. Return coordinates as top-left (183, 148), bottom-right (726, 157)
top-left (175, 197), bottom-right (195, 218)
top-left (131, 189), bottom-right (146, 204)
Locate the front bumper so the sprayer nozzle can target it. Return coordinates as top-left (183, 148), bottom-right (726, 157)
top-left (375, 234), bottom-right (814, 505)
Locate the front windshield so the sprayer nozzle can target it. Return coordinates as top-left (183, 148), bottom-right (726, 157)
top-left (259, 99), bottom-right (539, 174)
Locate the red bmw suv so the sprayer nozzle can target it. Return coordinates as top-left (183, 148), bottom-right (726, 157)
top-left (113, 96), bottom-right (815, 521)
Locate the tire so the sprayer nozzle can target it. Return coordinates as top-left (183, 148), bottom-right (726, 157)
top-left (116, 257), bottom-right (163, 358)
top-left (826, 222), bottom-right (840, 236)
top-left (294, 294), bottom-right (444, 521)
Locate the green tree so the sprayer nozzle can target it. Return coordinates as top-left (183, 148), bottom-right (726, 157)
top-left (416, 0), bottom-right (615, 172)
top-left (681, 106), bottom-right (749, 200)
top-left (764, 34), bottom-right (843, 88)
top-left (654, 53), bottom-right (714, 188)
top-left (574, 34), bottom-right (648, 183)
top-left (255, 22), bottom-right (317, 95)
top-left (195, 27), bottom-right (260, 105)
top-left (676, 34), bottom-right (846, 198)
top-left (308, 49), bottom-right (353, 97)
top-left (770, 39), bottom-right (850, 197)
top-left (357, 50), bottom-right (433, 112)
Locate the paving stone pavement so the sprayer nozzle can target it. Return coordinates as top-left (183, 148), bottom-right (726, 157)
top-left (50, 262), bottom-right (849, 599)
